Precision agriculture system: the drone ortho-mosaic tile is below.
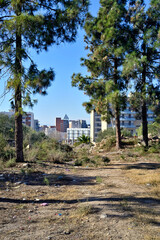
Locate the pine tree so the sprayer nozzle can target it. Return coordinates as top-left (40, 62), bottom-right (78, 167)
top-left (0, 0), bottom-right (88, 162)
top-left (72, 0), bottom-right (131, 149)
top-left (123, 0), bottom-right (160, 147)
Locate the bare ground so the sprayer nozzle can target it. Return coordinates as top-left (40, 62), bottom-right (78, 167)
top-left (0, 157), bottom-right (160, 240)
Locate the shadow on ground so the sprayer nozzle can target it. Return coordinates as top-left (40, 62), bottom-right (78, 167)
top-left (0, 171), bottom-right (96, 186)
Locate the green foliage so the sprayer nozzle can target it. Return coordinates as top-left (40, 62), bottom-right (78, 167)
top-left (121, 128), bottom-right (132, 137)
top-left (137, 123), bottom-right (160, 137)
top-left (0, 0), bottom-right (88, 162)
top-left (24, 138), bottom-right (73, 163)
top-left (77, 135), bottom-right (90, 145)
top-left (0, 114), bottom-right (15, 140)
top-left (23, 128), bottom-right (47, 148)
top-left (5, 158), bottom-right (16, 168)
top-left (72, 0), bottom-right (131, 148)
top-left (43, 177), bottom-right (50, 186)
top-left (148, 143), bottom-right (160, 153)
top-left (0, 133), bottom-right (15, 161)
top-left (74, 156), bottom-right (92, 166)
top-left (96, 176), bottom-right (103, 183)
top-left (96, 128), bottom-right (116, 143)
top-left (104, 136), bottom-right (116, 151)
top-left (122, 0), bottom-right (160, 147)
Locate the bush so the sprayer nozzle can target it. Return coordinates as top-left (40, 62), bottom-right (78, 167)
top-left (74, 156), bottom-right (94, 166)
top-left (148, 143), bottom-right (160, 153)
top-left (6, 158), bottom-right (16, 168)
top-left (0, 133), bottom-right (7, 153)
top-left (0, 134), bottom-right (15, 161)
top-left (121, 128), bottom-right (132, 137)
top-left (96, 128), bottom-right (116, 142)
top-left (24, 138), bottom-right (73, 163)
top-left (137, 122), bottom-right (160, 137)
top-left (102, 136), bottom-right (116, 151)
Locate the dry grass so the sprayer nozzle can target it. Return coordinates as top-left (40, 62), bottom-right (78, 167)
top-left (124, 168), bottom-right (160, 198)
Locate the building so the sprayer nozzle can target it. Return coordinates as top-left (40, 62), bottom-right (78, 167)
top-left (90, 110), bottom-right (102, 142)
top-left (69, 119), bottom-right (87, 129)
top-left (56, 114), bottom-right (69, 132)
top-left (0, 110), bottom-right (14, 118)
top-left (22, 112), bottom-right (34, 129)
top-left (90, 104), bottom-right (155, 142)
top-left (34, 119), bottom-right (40, 131)
top-left (67, 128), bottom-right (90, 144)
top-left (0, 110), bottom-right (35, 129)
top-left (45, 126), bottom-right (56, 136)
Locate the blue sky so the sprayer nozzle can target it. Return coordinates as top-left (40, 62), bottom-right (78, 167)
top-left (0, 1), bottom-right (100, 126)
top-left (0, 0), bottom-right (150, 126)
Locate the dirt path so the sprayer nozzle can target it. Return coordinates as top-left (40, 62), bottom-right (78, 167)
top-left (0, 161), bottom-right (160, 240)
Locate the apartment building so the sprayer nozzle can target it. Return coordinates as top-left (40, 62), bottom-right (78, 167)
top-left (0, 111), bottom-right (35, 129)
top-left (69, 119), bottom-right (87, 129)
top-left (22, 112), bottom-right (34, 129)
top-left (56, 114), bottom-right (69, 132)
top-left (90, 104), bottom-right (155, 142)
top-left (67, 128), bottom-right (90, 144)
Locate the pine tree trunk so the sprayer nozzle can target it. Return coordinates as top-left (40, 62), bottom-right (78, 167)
top-left (15, 2), bottom-right (24, 162)
top-left (142, 100), bottom-right (148, 147)
top-left (115, 107), bottom-right (121, 149)
top-left (114, 58), bottom-right (121, 149)
top-left (142, 43), bottom-right (148, 147)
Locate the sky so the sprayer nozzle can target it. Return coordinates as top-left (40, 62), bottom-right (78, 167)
top-left (0, 0), bottom-right (100, 126)
top-left (0, 0), bottom-right (150, 126)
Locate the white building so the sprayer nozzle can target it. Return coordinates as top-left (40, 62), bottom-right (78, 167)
top-left (67, 128), bottom-right (90, 144)
top-left (69, 119), bottom-right (87, 128)
top-left (45, 126), bottom-right (56, 137)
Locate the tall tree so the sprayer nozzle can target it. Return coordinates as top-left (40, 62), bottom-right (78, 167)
top-left (123, 0), bottom-right (160, 147)
top-left (0, 0), bottom-right (88, 162)
top-left (72, 0), bottom-right (131, 149)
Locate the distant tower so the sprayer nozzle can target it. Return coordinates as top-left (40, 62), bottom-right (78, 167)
top-left (63, 114), bottom-right (69, 121)
top-left (63, 114), bottom-right (69, 132)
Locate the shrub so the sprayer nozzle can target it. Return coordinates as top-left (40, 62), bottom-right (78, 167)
top-left (121, 128), bottom-right (132, 137)
top-left (96, 128), bottom-right (116, 142)
top-left (137, 122), bottom-right (160, 137)
top-left (74, 156), bottom-right (91, 166)
top-left (148, 144), bottom-right (160, 153)
top-left (24, 138), bottom-right (73, 163)
top-left (5, 158), bottom-right (16, 168)
top-left (102, 136), bottom-right (116, 151)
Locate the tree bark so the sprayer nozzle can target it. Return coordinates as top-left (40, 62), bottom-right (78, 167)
top-left (142, 43), bottom-right (148, 147)
top-left (115, 106), bottom-right (121, 149)
top-left (114, 58), bottom-right (121, 149)
top-left (15, 2), bottom-right (24, 162)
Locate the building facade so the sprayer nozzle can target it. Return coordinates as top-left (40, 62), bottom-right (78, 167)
top-left (67, 128), bottom-right (90, 144)
top-left (22, 112), bottom-right (34, 129)
top-left (69, 119), bottom-right (87, 129)
top-left (56, 114), bottom-right (69, 132)
top-left (90, 104), bottom-right (155, 142)
top-left (0, 111), bottom-right (35, 129)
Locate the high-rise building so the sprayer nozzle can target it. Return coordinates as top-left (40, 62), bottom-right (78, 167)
top-left (56, 114), bottom-right (69, 132)
top-left (69, 119), bottom-right (87, 129)
top-left (34, 119), bottom-right (40, 131)
top-left (90, 104), bottom-right (155, 142)
top-left (22, 112), bottom-right (34, 129)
